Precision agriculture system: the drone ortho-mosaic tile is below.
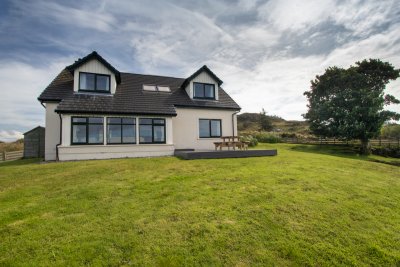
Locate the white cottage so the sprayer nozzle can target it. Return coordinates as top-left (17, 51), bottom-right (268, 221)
top-left (38, 51), bottom-right (241, 161)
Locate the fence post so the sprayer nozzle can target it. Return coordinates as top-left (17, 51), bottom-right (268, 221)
top-left (379, 137), bottom-right (381, 146)
top-left (3, 151), bottom-right (7, 161)
top-left (398, 138), bottom-right (399, 149)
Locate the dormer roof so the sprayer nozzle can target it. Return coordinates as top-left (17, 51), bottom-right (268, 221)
top-left (66, 51), bottom-right (121, 83)
top-left (181, 65), bottom-right (223, 89)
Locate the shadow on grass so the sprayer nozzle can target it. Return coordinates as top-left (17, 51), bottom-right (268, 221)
top-left (291, 144), bottom-right (400, 167)
top-left (0, 158), bottom-right (42, 167)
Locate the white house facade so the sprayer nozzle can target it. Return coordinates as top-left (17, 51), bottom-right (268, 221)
top-left (38, 51), bottom-right (240, 161)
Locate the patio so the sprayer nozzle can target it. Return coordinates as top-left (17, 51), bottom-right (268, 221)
top-left (174, 149), bottom-right (278, 160)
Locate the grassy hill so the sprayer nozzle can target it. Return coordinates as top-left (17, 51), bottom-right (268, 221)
top-left (0, 139), bottom-right (23, 153)
top-left (1, 144), bottom-right (399, 265)
top-left (238, 113), bottom-right (309, 134)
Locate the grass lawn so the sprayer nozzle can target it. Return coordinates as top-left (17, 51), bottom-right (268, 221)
top-left (0, 144), bottom-right (399, 266)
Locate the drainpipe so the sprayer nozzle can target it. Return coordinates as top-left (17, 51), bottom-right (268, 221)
top-left (56, 113), bottom-right (62, 161)
top-left (232, 110), bottom-right (240, 136)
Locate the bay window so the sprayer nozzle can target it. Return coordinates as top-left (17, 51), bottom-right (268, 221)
top-left (71, 117), bottom-right (104, 145)
top-left (107, 118), bottom-right (136, 144)
top-left (139, 118), bottom-right (165, 144)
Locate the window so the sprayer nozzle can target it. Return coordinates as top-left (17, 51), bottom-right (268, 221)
top-left (193, 83), bottom-right (215, 99)
top-left (71, 117), bottom-right (104, 145)
top-left (139, 118), bottom-right (165, 144)
top-left (199, 119), bottom-right (221, 138)
top-left (79, 72), bottom-right (110, 92)
top-left (143, 85), bottom-right (170, 92)
top-left (107, 118), bottom-right (136, 144)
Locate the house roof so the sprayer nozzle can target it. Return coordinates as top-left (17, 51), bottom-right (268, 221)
top-left (23, 126), bottom-right (45, 135)
top-left (38, 70), bottom-right (241, 116)
top-left (66, 51), bottom-right (121, 83)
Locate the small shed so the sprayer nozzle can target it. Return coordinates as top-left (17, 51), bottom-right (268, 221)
top-left (23, 126), bottom-right (45, 158)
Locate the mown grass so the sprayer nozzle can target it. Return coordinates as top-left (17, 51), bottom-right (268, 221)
top-left (0, 144), bottom-right (399, 266)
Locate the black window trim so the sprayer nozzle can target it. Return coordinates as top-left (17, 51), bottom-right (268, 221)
top-left (71, 116), bottom-right (104, 145)
top-left (199, 119), bottom-right (222, 138)
top-left (79, 71), bottom-right (111, 93)
top-left (139, 118), bottom-right (166, 144)
top-left (106, 117), bottom-right (137, 145)
top-left (193, 82), bottom-right (216, 100)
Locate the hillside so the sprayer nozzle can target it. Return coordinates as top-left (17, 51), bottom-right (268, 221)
top-left (0, 139), bottom-right (23, 153)
top-left (237, 112), bottom-right (309, 134)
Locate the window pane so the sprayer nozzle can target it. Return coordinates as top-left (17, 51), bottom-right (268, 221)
top-left (199, 120), bottom-right (210, 138)
top-left (88, 124), bottom-right (103, 143)
top-left (72, 125), bottom-right (86, 143)
top-left (122, 125), bottom-right (135, 143)
top-left (154, 126), bottom-right (165, 142)
top-left (153, 119), bottom-right (165, 125)
top-left (143, 85), bottom-right (157, 91)
top-left (89, 117), bottom-right (103, 124)
top-left (80, 73), bottom-right (95, 90)
top-left (122, 118), bottom-right (135, 124)
top-left (205, 84), bottom-right (215, 98)
top-left (157, 86), bottom-right (170, 92)
top-left (72, 117), bottom-right (86, 123)
top-left (194, 83), bottom-right (204, 98)
top-left (139, 125), bottom-right (152, 143)
top-left (211, 120), bottom-right (221, 137)
top-left (108, 118), bottom-right (121, 124)
top-left (139, 118), bottom-right (152, 125)
top-left (96, 75), bottom-right (110, 91)
top-left (107, 124), bottom-right (121, 143)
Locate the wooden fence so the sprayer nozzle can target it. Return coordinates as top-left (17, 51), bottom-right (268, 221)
top-left (281, 138), bottom-right (400, 148)
top-left (1, 150), bottom-right (24, 162)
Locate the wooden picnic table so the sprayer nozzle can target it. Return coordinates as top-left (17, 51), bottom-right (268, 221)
top-left (214, 136), bottom-right (249, 151)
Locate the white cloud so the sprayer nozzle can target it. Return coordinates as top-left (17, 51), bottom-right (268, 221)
top-left (0, 57), bottom-right (71, 131)
top-left (13, 0), bottom-right (116, 32)
top-left (258, 0), bottom-right (336, 31)
top-left (0, 130), bottom-right (23, 142)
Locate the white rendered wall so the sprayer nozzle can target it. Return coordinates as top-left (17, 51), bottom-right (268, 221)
top-left (185, 71), bottom-right (219, 100)
top-left (73, 59), bottom-right (117, 94)
top-left (172, 107), bottom-right (237, 150)
top-left (44, 103), bottom-right (60, 161)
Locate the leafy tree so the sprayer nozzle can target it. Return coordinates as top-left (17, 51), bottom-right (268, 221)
top-left (381, 123), bottom-right (400, 139)
top-left (259, 108), bottom-right (273, 131)
top-left (303, 59), bottom-right (400, 154)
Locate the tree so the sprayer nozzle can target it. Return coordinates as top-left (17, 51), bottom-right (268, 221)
top-left (303, 59), bottom-right (400, 154)
top-left (259, 108), bottom-right (273, 131)
top-left (381, 123), bottom-right (400, 139)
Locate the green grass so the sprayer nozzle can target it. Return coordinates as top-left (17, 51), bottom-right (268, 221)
top-left (0, 144), bottom-right (399, 266)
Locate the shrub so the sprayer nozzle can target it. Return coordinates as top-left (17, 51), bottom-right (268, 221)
top-left (371, 147), bottom-right (400, 158)
top-left (255, 133), bottom-right (282, 143)
top-left (240, 135), bottom-right (258, 147)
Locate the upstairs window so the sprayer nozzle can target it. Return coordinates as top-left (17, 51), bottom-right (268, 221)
top-left (79, 72), bottom-right (110, 92)
top-left (193, 82), bottom-right (215, 99)
top-left (71, 117), bottom-right (104, 145)
top-left (199, 119), bottom-right (221, 138)
top-left (143, 85), bottom-right (170, 92)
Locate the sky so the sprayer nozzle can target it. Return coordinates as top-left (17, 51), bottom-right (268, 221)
top-left (0, 0), bottom-right (400, 141)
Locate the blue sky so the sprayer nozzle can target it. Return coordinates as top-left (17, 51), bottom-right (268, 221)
top-left (0, 0), bottom-right (399, 141)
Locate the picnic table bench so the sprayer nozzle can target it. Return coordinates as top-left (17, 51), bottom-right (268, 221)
top-left (213, 136), bottom-right (249, 151)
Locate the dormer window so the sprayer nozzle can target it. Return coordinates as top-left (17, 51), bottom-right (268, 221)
top-left (193, 82), bottom-right (215, 100)
top-left (79, 72), bottom-right (110, 92)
